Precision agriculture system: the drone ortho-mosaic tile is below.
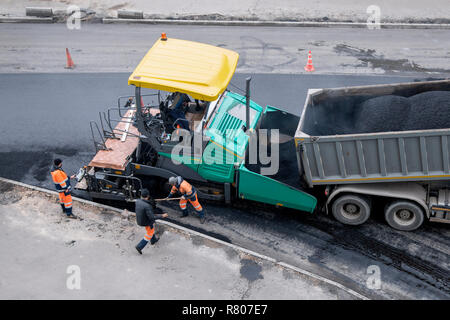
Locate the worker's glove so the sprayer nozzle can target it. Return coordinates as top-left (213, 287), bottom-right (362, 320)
top-left (64, 186), bottom-right (72, 196)
top-left (181, 195), bottom-right (186, 200)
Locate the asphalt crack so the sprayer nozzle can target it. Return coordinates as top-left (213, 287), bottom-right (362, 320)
top-left (334, 44), bottom-right (450, 73)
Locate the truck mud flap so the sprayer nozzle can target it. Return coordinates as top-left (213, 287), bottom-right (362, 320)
top-left (237, 166), bottom-right (317, 213)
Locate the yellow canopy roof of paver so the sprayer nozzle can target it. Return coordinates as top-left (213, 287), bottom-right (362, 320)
top-left (128, 37), bottom-right (239, 101)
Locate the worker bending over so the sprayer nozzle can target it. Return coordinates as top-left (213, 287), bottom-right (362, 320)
top-left (50, 158), bottom-right (77, 219)
top-left (167, 176), bottom-right (206, 224)
top-left (135, 188), bottom-right (168, 255)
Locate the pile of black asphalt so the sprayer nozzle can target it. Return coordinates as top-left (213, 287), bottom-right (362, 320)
top-left (354, 95), bottom-right (411, 133)
top-left (305, 90), bottom-right (450, 136)
top-left (405, 91), bottom-right (450, 130)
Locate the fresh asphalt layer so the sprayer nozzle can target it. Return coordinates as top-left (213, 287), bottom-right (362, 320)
top-left (0, 72), bottom-right (419, 186)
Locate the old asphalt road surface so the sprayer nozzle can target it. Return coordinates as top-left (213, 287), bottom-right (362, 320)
top-left (1, 24), bottom-right (450, 75)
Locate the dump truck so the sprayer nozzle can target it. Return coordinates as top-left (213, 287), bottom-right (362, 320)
top-left (296, 80), bottom-right (450, 231)
top-left (74, 34), bottom-right (450, 231)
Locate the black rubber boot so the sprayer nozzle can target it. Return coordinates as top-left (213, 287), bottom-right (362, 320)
top-left (180, 209), bottom-right (188, 218)
top-left (198, 210), bottom-right (206, 224)
top-left (150, 235), bottom-right (159, 245)
top-left (65, 207), bottom-right (77, 219)
top-left (135, 239), bottom-right (148, 254)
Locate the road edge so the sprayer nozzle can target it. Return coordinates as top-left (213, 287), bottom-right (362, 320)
top-left (0, 16), bottom-right (54, 23)
top-left (102, 18), bottom-right (450, 29)
top-left (1, 14), bottom-right (450, 29)
top-left (0, 176), bottom-right (370, 300)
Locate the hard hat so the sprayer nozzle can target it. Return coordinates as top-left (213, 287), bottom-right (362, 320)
top-left (168, 176), bottom-right (177, 186)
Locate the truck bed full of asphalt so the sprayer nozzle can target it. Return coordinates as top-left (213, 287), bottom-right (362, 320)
top-left (303, 91), bottom-right (450, 136)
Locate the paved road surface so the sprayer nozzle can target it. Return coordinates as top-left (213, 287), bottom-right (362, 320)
top-left (1, 24), bottom-right (450, 75)
top-left (1, 22), bottom-right (449, 299)
top-left (0, 72), bottom-right (449, 299)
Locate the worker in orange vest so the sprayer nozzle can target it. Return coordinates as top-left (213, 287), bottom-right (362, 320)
top-left (167, 176), bottom-right (205, 224)
top-left (134, 188), bottom-right (168, 254)
top-left (50, 158), bottom-right (77, 219)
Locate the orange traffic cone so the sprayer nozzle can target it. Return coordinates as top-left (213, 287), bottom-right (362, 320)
top-left (65, 48), bottom-right (75, 69)
top-left (304, 50), bottom-right (315, 72)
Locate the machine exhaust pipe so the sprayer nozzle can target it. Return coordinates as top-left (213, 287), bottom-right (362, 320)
top-left (245, 77), bottom-right (251, 131)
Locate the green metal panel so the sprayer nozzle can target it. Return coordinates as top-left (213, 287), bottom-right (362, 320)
top-left (197, 162), bottom-right (235, 183)
top-left (237, 166), bottom-right (317, 213)
top-left (196, 91), bottom-right (263, 183)
top-left (197, 141), bottom-right (237, 183)
top-left (264, 105), bottom-right (280, 113)
top-left (159, 146), bottom-right (236, 183)
top-left (159, 92), bottom-right (266, 184)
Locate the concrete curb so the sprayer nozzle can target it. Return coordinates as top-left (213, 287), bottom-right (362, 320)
top-left (25, 7), bottom-right (53, 18)
top-left (102, 18), bottom-right (450, 29)
top-left (0, 16), bottom-right (54, 23)
top-left (0, 176), bottom-right (370, 300)
top-left (1, 14), bottom-right (449, 29)
top-left (117, 10), bottom-right (144, 20)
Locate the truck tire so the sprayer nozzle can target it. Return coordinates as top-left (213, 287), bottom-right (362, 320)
top-left (384, 201), bottom-right (424, 231)
top-left (331, 194), bottom-right (371, 226)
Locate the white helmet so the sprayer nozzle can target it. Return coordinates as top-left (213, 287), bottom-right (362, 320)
top-left (168, 176), bottom-right (177, 186)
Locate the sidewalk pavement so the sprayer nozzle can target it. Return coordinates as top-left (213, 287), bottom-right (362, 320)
top-left (1, 0), bottom-right (449, 24)
top-left (0, 178), bottom-right (365, 299)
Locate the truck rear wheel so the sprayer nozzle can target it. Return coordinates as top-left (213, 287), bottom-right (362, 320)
top-left (384, 201), bottom-right (424, 231)
top-left (331, 194), bottom-right (371, 226)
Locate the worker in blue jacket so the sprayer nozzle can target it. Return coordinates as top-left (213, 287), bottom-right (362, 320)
top-left (168, 92), bottom-right (190, 130)
top-left (134, 189), bottom-right (168, 255)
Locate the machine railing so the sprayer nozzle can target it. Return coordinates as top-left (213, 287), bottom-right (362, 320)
top-left (89, 93), bottom-right (163, 151)
top-left (89, 121), bottom-right (109, 152)
top-left (117, 92), bottom-right (161, 116)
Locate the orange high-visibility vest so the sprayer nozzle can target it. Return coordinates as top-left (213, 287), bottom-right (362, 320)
top-left (170, 179), bottom-right (193, 196)
top-left (51, 168), bottom-right (70, 192)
